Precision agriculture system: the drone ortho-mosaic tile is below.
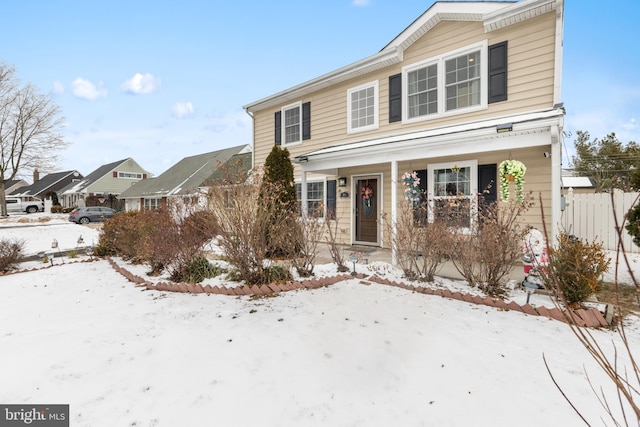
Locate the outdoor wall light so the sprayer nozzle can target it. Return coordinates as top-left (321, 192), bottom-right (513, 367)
top-left (543, 151), bottom-right (551, 158)
top-left (496, 123), bottom-right (513, 133)
top-left (338, 177), bottom-right (347, 187)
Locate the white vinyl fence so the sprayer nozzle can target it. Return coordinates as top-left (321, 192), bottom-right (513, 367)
top-left (561, 188), bottom-right (640, 253)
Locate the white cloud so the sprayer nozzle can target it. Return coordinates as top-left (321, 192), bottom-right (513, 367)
top-left (352, 0), bottom-right (371, 5)
top-left (53, 81), bottom-right (64, 95)
top-left (121, 73), bottom-right (161, 94)
top-left (623, 118), bottom-right (637, 131)
top-left (72, 78), bottom-right (107, 100)
top-left (172, 102), bottom-right (194, 118)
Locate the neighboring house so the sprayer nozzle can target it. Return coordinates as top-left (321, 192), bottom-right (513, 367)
top-left (119, 145), bottom-right (252, 211)
top-left (10, 170), bottom-right (84, 199)
top-left (58, 158), bottom-right (150, 208)
top-left (244, 0), bottom-right (565, 247)
top-left (3, 179), bottom-right (28, 195)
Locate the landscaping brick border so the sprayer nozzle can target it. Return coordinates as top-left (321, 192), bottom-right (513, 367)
top-left (104, 257), bottom-right (612, 328)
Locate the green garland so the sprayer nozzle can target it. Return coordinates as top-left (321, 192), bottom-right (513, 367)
top-left (499, 160), bottom-right (526, 203)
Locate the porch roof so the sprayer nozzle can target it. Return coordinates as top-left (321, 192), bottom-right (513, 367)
top-left (294, 107), bottom-right (565, 173)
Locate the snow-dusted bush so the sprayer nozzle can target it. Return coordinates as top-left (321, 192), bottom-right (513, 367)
top-left (0, 237), bottom-right (24, 272)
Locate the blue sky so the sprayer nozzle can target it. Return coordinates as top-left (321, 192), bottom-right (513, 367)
top-left (2, 0), bottom-right (638, 177)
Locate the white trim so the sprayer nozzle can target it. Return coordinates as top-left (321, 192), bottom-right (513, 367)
top-left (347, 80), bottom-right (379, 134)
top-left (295, 108), bottom-right (564, 168)
top-left (281, 101), bottom-right (302, 147)
top-left (118, 171), bottom-right (143, 179)
top-left (296, 177), bottom-right (327, 219)
top-left (427, 160), bottom-right (478, 232)
top-left (402, 40), bottom-right (488, 124)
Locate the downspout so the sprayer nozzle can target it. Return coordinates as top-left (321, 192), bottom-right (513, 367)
top-left (243, 108), bottom-right (256, 177)
top-left (551, 0), bottom-right (565, 244)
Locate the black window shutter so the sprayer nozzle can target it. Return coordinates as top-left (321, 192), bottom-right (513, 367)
top-left (302, 102), bottom-right (311, 140)
top-left (274, 111), bottom-right (282, 145)
top-left (414, 169), bottom-right (428, 225)
top-left (488, 41), bottom-right (508, 103)
top-left (389, 73), bottom-right (402, 122)
top-left (326, 179), bottom-right (336, 220)
top-left (478, 164), bottom-right (497, 222)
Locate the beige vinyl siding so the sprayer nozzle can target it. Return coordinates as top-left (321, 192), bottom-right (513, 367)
top-left (253, 11), bottom-right (558, 171)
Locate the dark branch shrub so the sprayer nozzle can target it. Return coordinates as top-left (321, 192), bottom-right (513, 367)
top-left (382, 200), bottom-right (450, 282)
top-left (208, 169), bottom-right (298, 285)
top-left (448, 195), bottom-right (532, 297)
top-left (547, 233), bottom-right (610, 306)
top-left (290, 212), bottom-right (324, 277)
top-left (138, 202), bottom-right (218, 279)
top-left (0, 238), bottom-right (24, 272)
top-left (323, 214), bottom-right (349, 272)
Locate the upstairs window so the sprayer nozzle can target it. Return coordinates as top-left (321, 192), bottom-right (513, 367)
top-left (284, 103), bottom-right (301, 144)
top-left (407, 64), bottom-right (438, 119)
top-left (118, 172), bottom-right (142, 179)
top-left (445, 51), bottom-right (481, 111)
top-left (402, 41), bottom-right (487, 122)
top-left (347, 81), bottom-right (379, 133)
top-left (275, 102), bottom-right (311, 146)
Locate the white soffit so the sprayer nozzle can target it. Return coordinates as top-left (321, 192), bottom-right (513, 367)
top-left (484, 0), bottom-right (557, 32)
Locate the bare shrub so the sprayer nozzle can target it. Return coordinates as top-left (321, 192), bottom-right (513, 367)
top-left (290, 209), bottom-right (324, 277)
top-left (323, 213), bottom-right (349, 272)
top-left (382, 201), bottom-right (450, 282)
top-left (448, 195), bottom-right (531, 297)
top-left (0, 238), bottom-right (24, 272)
top-left (137, 203), bottom-right (218, 280)
top-left (207, 170), bottom-right (296, 285)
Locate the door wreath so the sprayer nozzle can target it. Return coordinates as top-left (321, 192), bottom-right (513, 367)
top-left (361, 183), bottom-right (375, 217)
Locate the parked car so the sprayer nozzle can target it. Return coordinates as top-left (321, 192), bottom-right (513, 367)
top-left (68, 207), bottom-right (117, 224)
top-left (6, 196), bottom-right (45, 214)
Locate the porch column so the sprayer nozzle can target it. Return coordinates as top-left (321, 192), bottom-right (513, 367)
top-left (300, 168), bottom-right (308, 219)
top-left (391, 160), bottom-right (398, 265)
top-left (551, 125), bottom-right (562, 243)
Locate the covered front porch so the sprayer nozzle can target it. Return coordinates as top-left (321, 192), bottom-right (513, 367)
top-left (294, 108), bottom-right (565, 255)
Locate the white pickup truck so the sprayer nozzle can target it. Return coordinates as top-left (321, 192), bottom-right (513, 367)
top-left (5, 196), bottom-right (45, 214)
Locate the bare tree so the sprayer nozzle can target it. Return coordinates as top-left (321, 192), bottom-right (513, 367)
top-left (0, 63), bottom-right (67, 216)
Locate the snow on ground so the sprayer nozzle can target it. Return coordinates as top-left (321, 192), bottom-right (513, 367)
top-left (1, 213), bottom-right (639, 426)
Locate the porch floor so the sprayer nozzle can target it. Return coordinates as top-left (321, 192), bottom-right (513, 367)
top-left (315, 244), bottom-right (526, 284)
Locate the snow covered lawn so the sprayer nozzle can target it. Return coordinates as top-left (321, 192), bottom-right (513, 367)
top-left (0, 214), bottom-right (638, 426)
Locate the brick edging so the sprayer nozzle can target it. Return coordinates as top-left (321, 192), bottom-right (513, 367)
top-left (105, 258), bottom-right (610, 328)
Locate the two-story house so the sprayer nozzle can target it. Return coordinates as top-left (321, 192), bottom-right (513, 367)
top-left (244, 0), bottom-right (565, 248)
